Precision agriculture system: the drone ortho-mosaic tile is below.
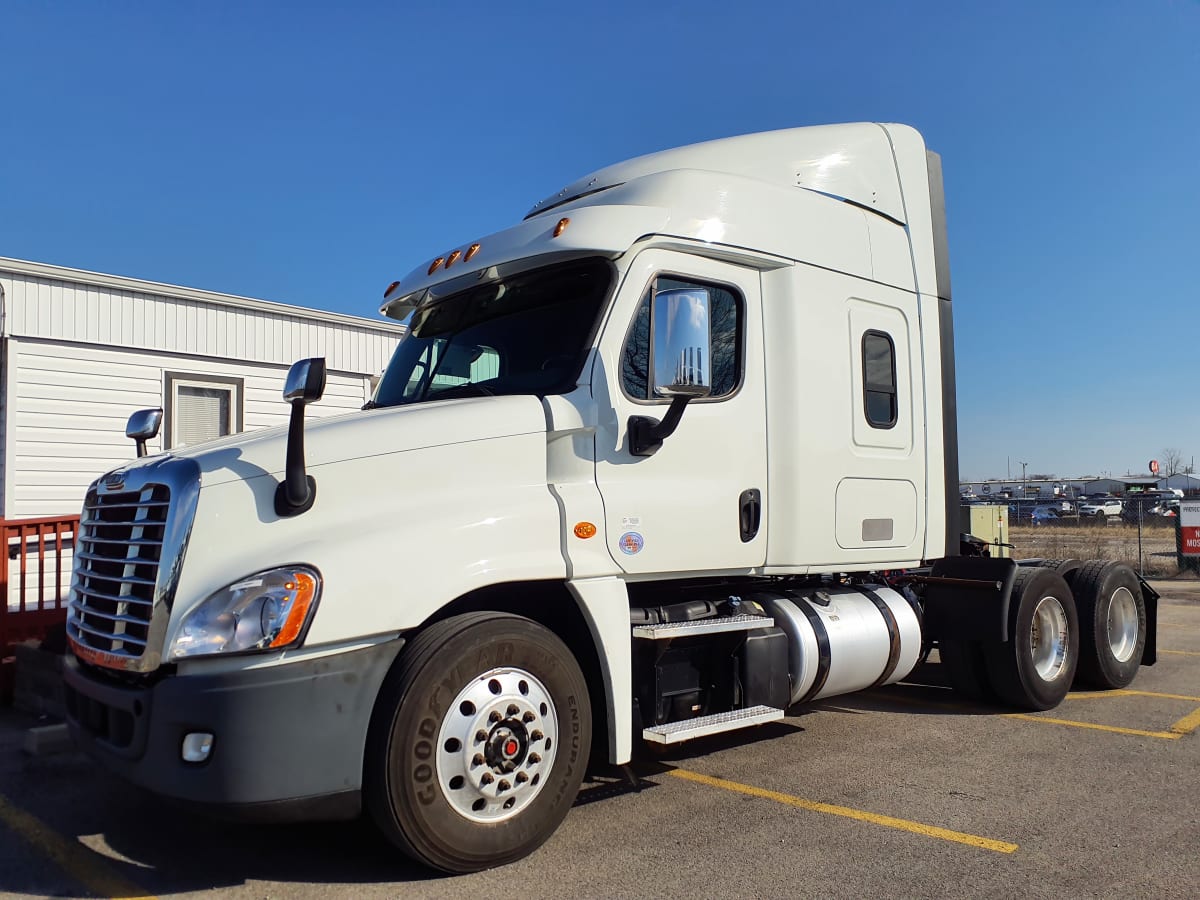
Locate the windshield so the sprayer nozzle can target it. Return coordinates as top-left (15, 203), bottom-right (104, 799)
top-left (372, 257), bottom-right (613, 408)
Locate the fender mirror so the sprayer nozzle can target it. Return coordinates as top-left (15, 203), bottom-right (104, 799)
top-left (276, 358), bottom-right (327, 516)
top-left (126, 408), bottom-right (163, 458)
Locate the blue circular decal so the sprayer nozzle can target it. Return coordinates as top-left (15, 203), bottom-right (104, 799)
top-left (619, 531), bottom-right (644, 555)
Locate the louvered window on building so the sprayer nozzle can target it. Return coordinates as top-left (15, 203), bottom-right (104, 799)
top-left (166, 373), bottom-right (243, 449)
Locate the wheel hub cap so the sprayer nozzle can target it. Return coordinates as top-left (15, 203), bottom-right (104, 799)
top-left (1030, 595), bottom-right (1069, 681)
top-left (436, 667), bottom-right (557, 823)
top-left (1106, 587), bottom-right (1139, 663)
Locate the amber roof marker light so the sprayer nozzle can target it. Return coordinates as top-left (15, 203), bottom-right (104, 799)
top-left (427, 257), bottom-right (446, 275)
top-left (465, 242), bottom-right (481, 262)
top-left (553, 217), bottom-right (570, 238)
top-left (383, 280), bottom-right (400, 298)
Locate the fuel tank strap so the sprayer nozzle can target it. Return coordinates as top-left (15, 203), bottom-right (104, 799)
top-left (854, 586), bottom-right (903, 688)
top-left (793, 595), bottom-right (832, 704)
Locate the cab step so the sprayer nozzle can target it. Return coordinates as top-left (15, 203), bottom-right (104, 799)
top-left (642, 705), bottom-right (785, 744)
top-left (631, 614), bottom-right (774, 640)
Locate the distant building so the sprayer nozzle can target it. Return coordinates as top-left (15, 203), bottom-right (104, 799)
top-left (0, 257), bottom-right (406, 519)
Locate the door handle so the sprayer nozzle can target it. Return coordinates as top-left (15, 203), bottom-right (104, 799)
top-left (739, 489), bottom-right (762, 543)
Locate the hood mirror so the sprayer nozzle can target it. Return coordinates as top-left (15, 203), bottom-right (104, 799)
top-left (275, 358), bottom-right (326, 517)
top-left (126, 408), bottom-right (163, 458)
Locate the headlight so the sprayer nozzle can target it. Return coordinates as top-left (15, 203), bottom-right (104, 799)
top-left (168, 566), bottom-right (321, 660)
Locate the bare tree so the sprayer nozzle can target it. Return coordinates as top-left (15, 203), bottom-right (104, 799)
top-left (1161, 447), bottom-right (1184, 477)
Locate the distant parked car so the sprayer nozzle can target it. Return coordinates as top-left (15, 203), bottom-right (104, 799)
top-left (1030, 506), bottom-right (1061, 525)
top-left (1079, 498), bottom-right (1122, 519)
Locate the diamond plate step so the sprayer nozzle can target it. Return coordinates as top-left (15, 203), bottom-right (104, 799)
top-left (631, 614), bottom-right (774, 640)
top-left (642, 705), bottom-right (785, 744)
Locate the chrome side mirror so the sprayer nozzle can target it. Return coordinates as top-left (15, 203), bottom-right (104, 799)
top-left (651, 289), bottom-right (713, 399)
top-left (283, 358), bottom-right (327, 405)
top-left (126, 408), bottom-right (163, 458)
top-left (629, 288), bottom-right (713, 456)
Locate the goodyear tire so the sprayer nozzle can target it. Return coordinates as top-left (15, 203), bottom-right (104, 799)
top-left (983, 568), bottom-right (1079, 710)
top-left (364, 613), bottom-right (591, 873)
top-left (1069, 561), bottom-right (1146, 689)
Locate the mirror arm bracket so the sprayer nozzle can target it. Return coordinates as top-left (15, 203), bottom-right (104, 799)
top-left (275, 402), bottom-right (317, 516)
top-left (627, 395), bottom-right (692, 457)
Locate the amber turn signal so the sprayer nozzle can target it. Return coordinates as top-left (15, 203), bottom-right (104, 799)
top-left (573, 522), bottom-right (597, 539)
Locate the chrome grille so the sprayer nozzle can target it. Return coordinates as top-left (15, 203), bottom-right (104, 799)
top-left (68, 484), bottom-right (170, 663)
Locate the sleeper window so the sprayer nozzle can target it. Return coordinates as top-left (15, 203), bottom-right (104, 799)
top-left (862, 330), bottom-right (897, 428)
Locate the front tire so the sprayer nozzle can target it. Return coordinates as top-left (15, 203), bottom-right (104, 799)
top-left (365, 612), bottom-right (591, 873)
top-left (983, 568), bottom-right (1079, 710)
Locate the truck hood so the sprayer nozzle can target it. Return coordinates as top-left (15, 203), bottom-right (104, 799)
top-left (142, 395), bottom-right (549, 488)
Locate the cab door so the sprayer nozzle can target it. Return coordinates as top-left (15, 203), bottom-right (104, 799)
top-left (592, 249), bottom-right (767, 574)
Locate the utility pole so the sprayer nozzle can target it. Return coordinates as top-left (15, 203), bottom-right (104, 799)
top-left (1020, 460), bottom-right (1029, 504)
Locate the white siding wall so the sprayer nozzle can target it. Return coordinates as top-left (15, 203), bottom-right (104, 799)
top-left (5, 337), bottom-right (371, 519)
top-left (0, 259), bottom-right (405, 520)
top-left (0, 266), bottom-right (401, 375)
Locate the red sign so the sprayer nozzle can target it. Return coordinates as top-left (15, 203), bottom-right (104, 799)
top-left (1149, 459), bottom-right (1160, 474)
top-left (1182, 526), bottom-right (1200, 556)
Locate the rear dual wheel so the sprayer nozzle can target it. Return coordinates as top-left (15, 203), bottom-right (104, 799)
top-left (942, 568), bottom-right (1079, 711)
top-left (365, 613), bottom-right (591, 873)
top-left (1068, 561), bottom-right (1146, 689)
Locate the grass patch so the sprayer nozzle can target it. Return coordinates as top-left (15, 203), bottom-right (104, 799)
top-left (1008, 523), bottom-right (1179, 576)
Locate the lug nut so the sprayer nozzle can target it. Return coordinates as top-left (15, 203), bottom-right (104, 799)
top-left (507, 704), bottom-right (519, 717)
top-left (471, 753), bottom-right (485, 768)
top-left (475, 730), bottom-right (488, 743)
top-left (515, 771), bottom-right (529, 784)
top-left (497, 780), bottom-right (511, 793)
top-left (530, 730), bottom-right (544, 741)
top-left (480, 772), bottom-right (494, 786)
top-left (522, 711), bottom-right (535, 723)
top-left (528, 752), bottom-right (541, 765)
top-left (489, 710), bottom-right (502, 723)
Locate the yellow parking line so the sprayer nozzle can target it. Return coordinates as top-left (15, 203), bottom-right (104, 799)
top-left (1169, 707), bottom-right (1200, 736)
top-left (1161, 649), bottom-right (1200, 657)
top-left (1005, 714), bottom-right (1181, 740)
top-left (0, 793), bottom-right (156, 900)
top-left (1118, 689), bottom-right (1200, 703)
top-left (1065, 690), bottom-right (1134, 700)
top-left (669, 768), bottom-right (1018, 854)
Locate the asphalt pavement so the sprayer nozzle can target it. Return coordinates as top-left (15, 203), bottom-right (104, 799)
top-left (1, 587), bottom-right (1197, 899)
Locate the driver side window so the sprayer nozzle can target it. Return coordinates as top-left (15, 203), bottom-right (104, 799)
top-left (621, 276), bottom-right (742, 401)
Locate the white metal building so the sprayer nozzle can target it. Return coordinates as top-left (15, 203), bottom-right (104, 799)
top-left (0, 257), bottom-right (406, 519)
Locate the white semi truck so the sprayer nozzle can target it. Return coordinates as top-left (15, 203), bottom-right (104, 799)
top-left (62, 123), bottom-right (1157, 873)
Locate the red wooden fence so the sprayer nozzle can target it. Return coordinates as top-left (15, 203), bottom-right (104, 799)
top-left (1, 515), bottom-right (79, 702)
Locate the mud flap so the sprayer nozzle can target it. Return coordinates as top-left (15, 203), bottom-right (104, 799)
top-left (922, 557), bottom-right (1019, 643)
top-left (1138, 576), bottom-right (1159, 666)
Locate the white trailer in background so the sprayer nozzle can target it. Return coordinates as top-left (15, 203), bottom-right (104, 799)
top-left (59, 124), bottom-right (1158, 873)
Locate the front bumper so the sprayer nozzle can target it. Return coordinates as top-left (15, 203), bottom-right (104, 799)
top-left (63, 640), bottom-right (404, 821)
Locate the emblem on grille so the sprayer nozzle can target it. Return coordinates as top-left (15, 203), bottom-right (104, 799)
top-left (104, 473), bottom-right (126, 491)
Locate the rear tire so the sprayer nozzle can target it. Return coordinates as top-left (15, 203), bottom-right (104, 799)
top-left (364, 612), bottom-right (591, 873)
top-left (1070, 561), bottom-right (1146, 689)
top-left (983, 568), bottom-right (1079, 710)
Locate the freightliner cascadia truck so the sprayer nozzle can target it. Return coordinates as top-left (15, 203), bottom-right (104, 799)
top-left (62, 123), bottom-right (1157, 873)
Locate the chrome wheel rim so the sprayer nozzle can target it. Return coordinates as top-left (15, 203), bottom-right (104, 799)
top-left (1107, 587), bottom-right (1139, 663)
top-left (436, 667), bottom-right (557, 823)
top-left (1030, 595), bottom-right (1069, 681)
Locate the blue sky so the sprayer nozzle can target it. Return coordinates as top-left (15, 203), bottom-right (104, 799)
top-left (3, 1), bottom-right (1197, 480)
